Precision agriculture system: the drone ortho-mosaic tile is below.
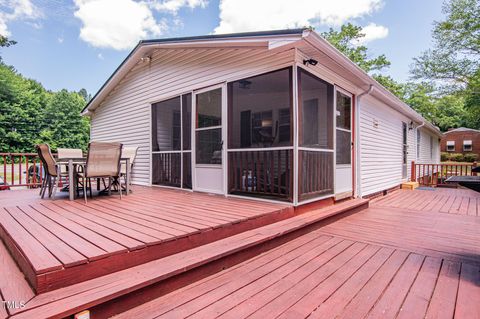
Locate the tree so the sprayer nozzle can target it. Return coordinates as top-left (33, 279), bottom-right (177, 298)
top-left (464, 69), bottom-right (480, 128)
top-left (0, 35), bottom-right (16, 63)
top-left (411, 0), bottom-right (479, 129)
top-left (373, 75), bottom-right (406, 99)
top-left (411, 0), bottom-right (479, 89)
top-left (37, 90), bottom-right (90, 151)
top-left (0, 63), bottom-right (51, 152)
top-left (78, 88), bottom-right (92, 103)
top-left (321, 23), bottom-right (391, 73)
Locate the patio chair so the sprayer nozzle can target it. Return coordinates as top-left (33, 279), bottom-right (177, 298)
top-left (77, 141), bottom-right (123, 203)
top-left (119, 146), bottom-right (138, 192)
top-left (35, 144), bottom-right (59, 200)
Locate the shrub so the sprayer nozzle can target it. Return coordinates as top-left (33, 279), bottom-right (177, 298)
top-left (449, 153), bottom-right (465, 162)
top-left (463, 153), bottom-right (478, 162)
top-left (440, 152), bottom-right (450, 161)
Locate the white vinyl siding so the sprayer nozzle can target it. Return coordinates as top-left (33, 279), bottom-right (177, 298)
top-left (90, 47), bottom-right (295, 185)
top-left (359, 95), bottom-right (416, 197)
top-left (417, 128), bottom-right (440, 164)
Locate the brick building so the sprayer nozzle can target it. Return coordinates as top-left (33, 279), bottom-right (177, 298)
top-left (441, 127), bottom-right (480, 156)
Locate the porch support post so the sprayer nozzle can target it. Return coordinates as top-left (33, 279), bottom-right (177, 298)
top-left (292, 59), bottom-right (299, 205)
top-left (411, 161), bottom-right (416, 181)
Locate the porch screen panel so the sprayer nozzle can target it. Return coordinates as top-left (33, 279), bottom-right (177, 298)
top-left (297, 68), bottom-right (334, 202)
top-left (152, 93), bottom-right (192, 188)
top-left (227, 68), bottom-right (293, 202)
top-left (228, 68), bottom-right (292, 149)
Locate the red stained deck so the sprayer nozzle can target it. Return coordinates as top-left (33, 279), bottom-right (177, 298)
top-left (0, 186), bottom-right (292, 293)
top-left (116, 187), bottom-right (480, 319)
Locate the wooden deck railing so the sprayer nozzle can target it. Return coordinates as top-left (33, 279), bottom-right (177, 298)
top-left (0, 152), bottom-right (45, 189)
top-left (298, 150), bottom-right (334, 201)
top-left (228, 149), bottom-right (293, 201)
top-left (411, 161), bottom-right (478, 187)
top-left (152, 152), bottom-right (182, 187)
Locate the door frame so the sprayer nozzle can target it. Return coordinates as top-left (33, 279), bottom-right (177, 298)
top-left (191, 83), bottom-right (227, 194)
top-left (334, 86), bottom-right (354, 198)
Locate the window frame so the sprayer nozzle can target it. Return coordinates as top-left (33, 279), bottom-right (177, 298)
top-left (463, 140), bottom-right (473, 152)
top-left (446, 140), bottom-right (455, 152)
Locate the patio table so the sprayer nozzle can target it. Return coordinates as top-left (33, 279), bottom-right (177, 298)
top-left (445, 175), bottom-right (480, 192)
top-left (56, 157), bottom-right (130, 200)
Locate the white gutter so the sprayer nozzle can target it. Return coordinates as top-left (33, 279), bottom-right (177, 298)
top-left (355, 84), bottom-right (374, 198)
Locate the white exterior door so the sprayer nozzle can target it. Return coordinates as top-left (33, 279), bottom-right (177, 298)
top-left (335, 88), bottom-right (353, 199)
top-left (192, 85), bottom-right (225, 194)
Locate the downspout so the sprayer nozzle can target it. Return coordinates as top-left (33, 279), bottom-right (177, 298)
top-left (355, 84), bottom-right (374, 198)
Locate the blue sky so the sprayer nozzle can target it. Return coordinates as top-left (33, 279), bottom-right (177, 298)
top-left (0, 0), bottom-right (444, 96)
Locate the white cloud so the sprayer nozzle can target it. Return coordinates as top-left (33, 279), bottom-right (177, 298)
top-left (74, 0), bottom-right (166, 50)
top-left (353, 23), bottom-right (388, 45)
top-left (149, 0), bottom-right (207, 14)
top-left (57, 36), bottom-right (64, 43)
top-left (0, 0), bottom-right (42, 36)
top-left (214, 0), bottom-right (383, 34)
top-left (97, 52), bottom-right (104, 59)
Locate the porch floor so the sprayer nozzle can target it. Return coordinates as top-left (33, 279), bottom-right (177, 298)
top-left (0, 186), bottom-right (292, 293)
top-left (116, 187), bottom-right (480, 319)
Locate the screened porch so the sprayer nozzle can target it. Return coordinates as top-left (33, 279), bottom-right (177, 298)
top-left (150, 66), bottom-right (353, 205)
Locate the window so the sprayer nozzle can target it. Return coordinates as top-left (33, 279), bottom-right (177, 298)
top-left (195, 88), bottom-right (222, 165)
top-left (151, 94), bottom-right (192, 189)
top-left (335, 91), bottom-right (352, 165)
top-left (228, 68), bottom-right (292, 149)
top-left (463, 140), bottom-right (473, 151)
top-left (446, 141), bottom-right (455, 152)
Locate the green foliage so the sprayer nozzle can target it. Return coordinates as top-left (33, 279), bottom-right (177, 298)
top-left (411, 0), bottom-right (479, 88)
top-left (464, 69), bottom-right (480, 128)
top-left (321, 23), bottom-right (391, 73)
top-left (410, 0), bottom-right (479, 130)
top-left (441, 152), bottom-right (450, 161)
top-left (34, 90), bottom-right (90, 151)
top-left (373, 75), bottom-right (407, 99)
top-left (445, 152), bottom-right (480, 162)
top-left (464, 153), bottom-right (479, 162)
top-left (0, 36), bottom-right (16, 62)
top-left (449, 153), bottom-right (465, 161)
top-left (0, 62), bottom-right (90, 152)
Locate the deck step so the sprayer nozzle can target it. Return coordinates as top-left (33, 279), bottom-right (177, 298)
top-left (0, 240), bottom-right (34, 319)
top-left (9, 198), bottom-right (368, 319)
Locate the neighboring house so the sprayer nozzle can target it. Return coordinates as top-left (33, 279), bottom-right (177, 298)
top-left (441, 127), bottom-right (480, 156)
top-left (82, 28), bottom-right (442, 205)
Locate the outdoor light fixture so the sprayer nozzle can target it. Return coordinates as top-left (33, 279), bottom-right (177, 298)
top-left (239, 80), bottom-right (252, 89)
top-left (140, 56), bottom-right (152, 63)
top-left (303, 58), bottom-right (318, 66)
top-left (408, 121), bottom-right (414, 130)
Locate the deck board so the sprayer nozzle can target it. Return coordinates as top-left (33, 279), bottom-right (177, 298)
top-left (0, 186), bottom-right (292, 293)
top-left (115, 188), bottom-right (480, 319)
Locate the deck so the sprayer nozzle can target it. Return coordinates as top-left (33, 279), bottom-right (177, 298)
top-left (0, 186), bottom-right (478, 319)
top-left (0, 186), bottom-right (292, 293)
top-left (116, 187), bottom-right (480, 319)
